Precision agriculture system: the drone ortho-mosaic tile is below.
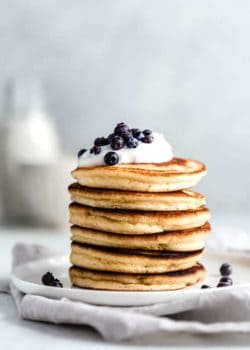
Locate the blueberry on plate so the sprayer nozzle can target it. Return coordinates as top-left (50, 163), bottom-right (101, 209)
top-left (217, 282), bottom-right (231, 288)
top-left (104, 151), bottom-right (119, 166)
top-left (126, 137), bottom-right (138, 148)
top-left (52, 278), bottom-right (63, 288)
top-left (201, 284), bottom-right (211, 289)
top-left (111, 136), bottom-right (125, 150)
top-left (77, 149), bottom-right (87, 158)
top-left (42, 272), bottom-right (63, 288)
top-left (219, 276), bottom-right (233, 285)
top-left (220, 263), bottom-right (232, 276)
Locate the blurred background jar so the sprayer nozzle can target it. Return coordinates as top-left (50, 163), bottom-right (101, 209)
top-left (0, 77), bottom-right (74, 227)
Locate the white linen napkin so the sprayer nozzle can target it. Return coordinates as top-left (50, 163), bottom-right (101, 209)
top-left (3, 243), bottom-right (250, 341)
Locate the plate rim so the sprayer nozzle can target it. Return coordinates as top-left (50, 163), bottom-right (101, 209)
top-left (10, 250), bottom-right (250, 305)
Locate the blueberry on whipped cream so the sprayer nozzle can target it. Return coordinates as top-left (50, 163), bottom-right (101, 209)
top-left (104, 151), bottom-right (119, 166)
top-left (131, 128), bottom-right (142, 139)
top-left (142, 134), bottom-right (154, 143)
top-left (90, 145), bottom-right (101, 155)
top-left (111, 135), bottom-right (125, 150)
top-left (94, 137), bottom-right (109, 146)
top-left (77, 149), bottom-right (87, 158)
top-left (126, 136), bottom-right (138, 148)
top-left (77, 122), bottom-right (173, 167)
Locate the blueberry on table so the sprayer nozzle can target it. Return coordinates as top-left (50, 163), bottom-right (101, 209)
top-left (104, 151), bottom-right (119, 166)
top-left (126, 137), bottom-right (138, 148)
top-left (42, 272), bottom-right (63, 288)
top-left (77, 149), bottom-right (87, 158)
top-left (90, 145), bottom-right (102, 155)
top-left (111, 136), bottom-right (125, 150)
top-left (142, 135), bottom-right (154, 143)
top-left (220, 263), bottom-right (232, 276)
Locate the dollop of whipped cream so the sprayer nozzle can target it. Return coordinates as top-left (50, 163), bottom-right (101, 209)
top-left (78, 132), bottom-right (173, 167)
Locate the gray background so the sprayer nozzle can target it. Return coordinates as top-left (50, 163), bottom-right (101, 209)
top-left (0, 0), bottom-right (249, 214)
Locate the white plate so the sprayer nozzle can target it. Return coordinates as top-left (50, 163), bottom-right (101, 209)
top-left (11, 251), bottom-right (250, 306)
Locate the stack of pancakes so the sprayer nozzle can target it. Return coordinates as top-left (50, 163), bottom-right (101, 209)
top-left (69, 158), bottom-right (211, 291)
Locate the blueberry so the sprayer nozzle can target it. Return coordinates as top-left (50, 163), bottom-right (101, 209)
top-left (104, 151), bottom-right (119, 166)
top-left (101, 137), bottom-right (110, 146)
top-left (201, 284), bottom-right (211, 289)
top-left (217, 282), bottom-right (231, 288)
top-left (219, 276), bottom-right (233, 285)
top-left (77, 149), bottom-right (87, 158)
top-left (94, 137), bottom-right (102, 146)
top-left (131, 128), bottom-right (140, 137)
top-left (52, 278), bottom-right (63, 288)
top-left (126, 137), bottom-right (138, 148)
top-left (90, 145), bottom-right (101, 155)
top-left (94, 137), bottom-right (109, 146)
top-left (136, 132), bottom-right (144, 140)
top-left (131, 128), bottom-right (144, 141)
top-left (142, 135), bottom-right (154, 143)
top-left (42, 272), bottom-right (63, 288)
top-left (111, 136), bottom-right (125, 150)
top-left (114, 122), bottom-right (130, 136)
top-left (42, 272), bottom-right (54, 285)
top-left (220, 263), bottom-right (232, 276)
top-left (143, 129), bottom-right (152, 136)
top-left (116, 122), bottom-right (127, 128)
top-left (122, 130), bottom-right (133, 139)
top-left (108, 133), bottom-right (115, 143)
top-left (132, 128), bottom-right (143, 140)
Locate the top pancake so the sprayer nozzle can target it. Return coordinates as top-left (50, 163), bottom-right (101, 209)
top-left (72, 157), bottom-right (206, 192)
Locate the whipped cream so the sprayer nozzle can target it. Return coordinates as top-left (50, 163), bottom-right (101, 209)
top-left (78, 132), bottom-right (173, 167)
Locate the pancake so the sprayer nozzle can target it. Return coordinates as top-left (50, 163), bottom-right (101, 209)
top-left (70, 243), bottom-right (203, 273)
top-left (69, 203), bottom-right (210, 234)
top-left (69, 183), bottom-right (206, 211)
top-left (69, 263), bottom-right (206, 291)
top-left (71, 223), bottom-right (211, 252)
top-left (71, 157), bottom-right (206, 192)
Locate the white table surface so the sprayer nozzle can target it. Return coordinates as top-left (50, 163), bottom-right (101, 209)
top-left (1, 215), bottom-right (250, 349)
